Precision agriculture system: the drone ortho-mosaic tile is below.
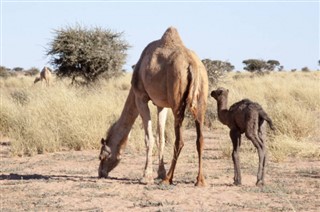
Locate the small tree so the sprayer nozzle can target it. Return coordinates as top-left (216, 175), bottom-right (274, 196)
top-left (242, 59), bottom-right (268, 73)
top-left (47, 25), bottom-right (130, 85)
top-left (202, 59), bottom-right (234, 87)
top-left (301, 67), bottom-right (310, 72)
top-left (266, 60), bottom-right (281, 71)
top-left (24, 67), bottom-right (40, 76)
top-left (12, 67), bottom-right (24, 72)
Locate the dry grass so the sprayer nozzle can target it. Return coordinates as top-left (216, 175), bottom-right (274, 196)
top-left (1, 71), bottom-right (319, 161)
top-left (0, 74), bottom-right (135, 155)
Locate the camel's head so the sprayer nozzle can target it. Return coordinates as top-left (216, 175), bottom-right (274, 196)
top-left (34, 77), bottom-right (41, 84)
top-left (98, 137), bottom-right (121, 178)
top-left (211, 87), bottom-right (229, 101)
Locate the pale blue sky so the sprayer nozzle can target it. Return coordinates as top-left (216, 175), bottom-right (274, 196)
top-left (1, 0), bottom-right (319, 71)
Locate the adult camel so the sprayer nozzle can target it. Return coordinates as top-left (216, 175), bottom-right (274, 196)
top-left (98, 27), bottom-right (208, 186)
top-left (34, 66), bottom-right (52, 86)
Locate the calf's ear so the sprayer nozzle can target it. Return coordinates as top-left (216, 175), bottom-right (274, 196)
top-left (100, 138), bottom-right (106, 145)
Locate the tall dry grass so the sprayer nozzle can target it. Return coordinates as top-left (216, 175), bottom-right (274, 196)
top-left (1, 71), bottom-right (319, 161)
top-left (1, 75), bottom-right (131, 155)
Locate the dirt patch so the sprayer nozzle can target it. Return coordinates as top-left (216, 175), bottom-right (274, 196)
top-left (1, 129), bottom-right (319, 211)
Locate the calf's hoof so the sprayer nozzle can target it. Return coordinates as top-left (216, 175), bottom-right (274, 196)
top-left (256, 180), bottom-right (264, 187)
top-left (233, 180), bottom-right (242, 186)
top-left (157, 170), bottom-right (167, 180)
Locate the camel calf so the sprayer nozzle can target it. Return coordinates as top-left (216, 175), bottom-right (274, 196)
top-left (34, 67), bottom-right (52, 86)
top-left (211, 87), bottom-right (274, 186)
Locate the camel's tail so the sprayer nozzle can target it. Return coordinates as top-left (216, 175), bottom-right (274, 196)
top-left (259, 109), bottom-right (275, 131)
top-left (186, 62), bottom-right (207, 121)
top-left (186, 64), bottom-right (199, 116)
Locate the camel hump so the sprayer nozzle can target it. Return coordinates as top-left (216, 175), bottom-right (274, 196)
top-left (160, 26), bottom-right (184, 47)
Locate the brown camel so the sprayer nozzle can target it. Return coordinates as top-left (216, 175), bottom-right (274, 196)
top-left (34, 67), bottom-right (52, 86)
top-left (211, 87), bottom-right (274, 186)
top-left (98, 27), bottom-right (208, 186)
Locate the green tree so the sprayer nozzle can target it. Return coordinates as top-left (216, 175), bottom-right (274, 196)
top-left (202, 59), bottom-right (234, 87)
top-left (278, 65), bottom-right (284, 71)
top-left (47, 25), bottom-right (130, 85)
top-left (266, 60), bottom-right (281, 71)
top-left (242, 59), bottom-right (268, 73)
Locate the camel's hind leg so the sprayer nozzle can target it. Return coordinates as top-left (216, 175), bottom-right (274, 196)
top-left (156, 107), bottom-right (167, 179)
top-left (258, 121), bottom-right (267, 185)
top-left (195, 119), bottom-right (205, 186)
top-left (162, 109), bottom-right (186, 185)
top-left (245, 113), bottom-right (266, 186)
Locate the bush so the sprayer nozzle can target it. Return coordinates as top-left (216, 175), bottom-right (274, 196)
top-left (0, 66), bottom-right (10, 79)
top-left (10, 90), bottom-right (30, 106)
top-left (301, 67), bottom-right (310, 72)
top-left (25, 67), bottom-right (40, 76)
top-left (47, 24), bottom-right (130, 85)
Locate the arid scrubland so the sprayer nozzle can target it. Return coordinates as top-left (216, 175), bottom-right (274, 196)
top-left (1, 71), bottom-right (319, 161)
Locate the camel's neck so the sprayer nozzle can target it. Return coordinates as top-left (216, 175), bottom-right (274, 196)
top-left (217, 99), bottom-right (229, 126)
top-left (108, 88), bottom-right (139, 152)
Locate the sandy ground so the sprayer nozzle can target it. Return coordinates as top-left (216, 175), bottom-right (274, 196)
top-left (1, 129), bottom-right (319, 211)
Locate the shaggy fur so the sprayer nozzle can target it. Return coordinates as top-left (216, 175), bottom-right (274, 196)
top-left (211, 87), bottom-right (274, 186)
top-left (99, 27), bottom-right (208, 186)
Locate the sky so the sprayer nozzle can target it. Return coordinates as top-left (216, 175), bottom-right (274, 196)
top-left (0, 0), bottom-right (319, 71)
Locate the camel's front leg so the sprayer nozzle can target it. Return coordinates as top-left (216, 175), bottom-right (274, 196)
top-left (156, 107), bottom-right (167, 180)
top-left (230, 129), bottom-right (241, 185)
top-left (136, 97), bottom-right (155, 184)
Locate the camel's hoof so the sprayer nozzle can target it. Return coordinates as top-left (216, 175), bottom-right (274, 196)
top-left (195, 180), bottom-right (206, 187)
top-left (256, 180), bottom-right (264, 187)
top-left (161, 179), bottom-right (172, 185)
top-left (140, 176), bottom-right (154, 185)
top-left (98, 171), bottom-right (108, 179)
top-left (233, 181), bottom-right (242, 186)
top-left (157, 171), bottom-right (167, 180)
